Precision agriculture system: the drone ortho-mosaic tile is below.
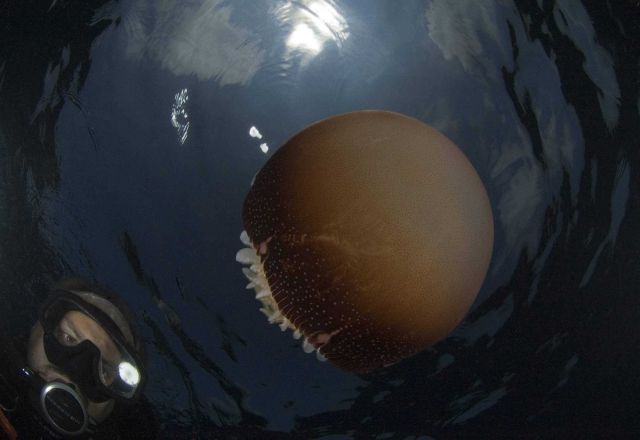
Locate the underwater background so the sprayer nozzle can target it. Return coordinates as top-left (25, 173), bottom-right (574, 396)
top-left (1, 0), bottom-right (639, 438)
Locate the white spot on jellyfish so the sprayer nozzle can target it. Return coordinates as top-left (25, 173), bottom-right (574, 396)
top-left (240, 230), bottom-right (251, 246)
top-left (171, 88), bottom-right (190, 145)
top-left (255, 289), bottom-right (270, 299)
top-left (249, 126), bottom-right (263, 139)
top-left (236, 247), bottom-right (258, 265)
top-left (268, 310), bottom-right (282, 323)
top-left (302, 338), bottom-right (315, 353)
top-left (259, 143), bottom-right (269, 153)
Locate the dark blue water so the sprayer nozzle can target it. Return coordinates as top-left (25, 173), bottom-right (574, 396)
top-left (1, 0), bottom-right (639, 438)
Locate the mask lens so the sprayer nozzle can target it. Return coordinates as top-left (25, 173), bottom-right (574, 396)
top-left (98, 350), bottom-right (141, 398)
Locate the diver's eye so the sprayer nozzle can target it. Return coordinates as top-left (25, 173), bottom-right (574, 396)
top-left (54, 327), bottom-right (79, 346)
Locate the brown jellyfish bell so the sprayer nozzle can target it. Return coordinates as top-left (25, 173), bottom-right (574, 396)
top-left (236, 110), bottom-right (493, 374)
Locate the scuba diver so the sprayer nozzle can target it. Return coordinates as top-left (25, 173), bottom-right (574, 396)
top-left (0, 278), bottom-right (157, 439)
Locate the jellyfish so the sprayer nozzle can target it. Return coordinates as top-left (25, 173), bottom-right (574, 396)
top-left (236, 110), bottom-right (493, 373)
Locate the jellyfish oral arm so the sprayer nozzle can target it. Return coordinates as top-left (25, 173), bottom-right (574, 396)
top-left (236, 233), bottom-right (329, 362)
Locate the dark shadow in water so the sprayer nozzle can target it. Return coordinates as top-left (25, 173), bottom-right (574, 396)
top-left (0, 0), bottom-right (116, 333)
top-left (121, 231), bottom-right (270, 431)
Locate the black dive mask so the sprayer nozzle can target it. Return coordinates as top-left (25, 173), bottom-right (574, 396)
top-left (43, 333), bottom-right (109, 403)
top-left (39, 290), bottom-right (144, 404)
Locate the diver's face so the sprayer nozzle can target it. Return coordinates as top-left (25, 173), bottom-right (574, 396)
top-left (27, 311), bottom-right (117, 423)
